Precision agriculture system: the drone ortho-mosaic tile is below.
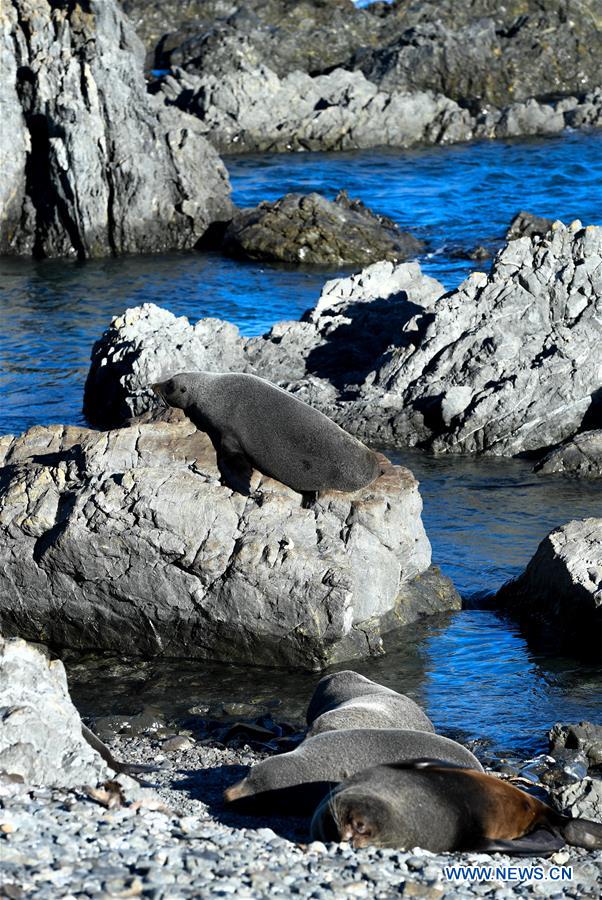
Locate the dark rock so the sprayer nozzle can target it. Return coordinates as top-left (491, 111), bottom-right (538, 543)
top-left (549, 722), bottom-right (602, 767)
top-left (354, 1), bottom-right (602, 108)
top-left (495, 518), bottom-right (602, 652)
top-left (0, 0), bottom-right (231, 259)
top-left (222, 191), bottom-right (424, 266)
top-left (0, 636), bottom-right (109, 788)
top-left (507, 211), bottom-right (555, 241)
top-left (154, 0), bottom-right (383, 78)
top-left (0, 422), bottom-right (459, 669)
top-left (535, 431), bottom-right (602, 478)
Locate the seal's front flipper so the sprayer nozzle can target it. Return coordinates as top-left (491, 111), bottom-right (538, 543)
top-left (217, 433), bottom-right (254, 495)
top-left (560, 817), bottom-right (602, 849)
top-left (475, 829), bottom-right (565, 857)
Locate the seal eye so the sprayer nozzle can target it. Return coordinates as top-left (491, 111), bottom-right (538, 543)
top-left (180, 387), bottom-right (186, 394)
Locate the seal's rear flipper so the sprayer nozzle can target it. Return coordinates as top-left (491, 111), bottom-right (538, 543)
top-left (560, 817), bottom-right (602, 850)
top-left (82, 724), bottom-right (159, 778)
top-left (475, 828), bottom-right (565, 857)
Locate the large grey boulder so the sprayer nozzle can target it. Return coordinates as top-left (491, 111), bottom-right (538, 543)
top-left (0, 636), bottom-right (109, 788)
top-left (0, 422), bottom-right (459, 669)
top-left (0, 0), bottom-right (231, 258)
top-left (495, 518), bottom-right (602, 651)
top-left (535, 432), bottom-right (602, 479)
top-left (85, 222), bottom-right (602, 459)
top-left (222, 191), bottom-right (424, 266)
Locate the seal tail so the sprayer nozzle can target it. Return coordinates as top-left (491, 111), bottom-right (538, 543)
top-left (558, 816), bottom-right (602, 850)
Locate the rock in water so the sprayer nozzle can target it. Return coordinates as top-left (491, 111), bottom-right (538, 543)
top-left (0, 422), bottom-right (459, 668)
top-left (496, 518), bottom-right (602, 652)
top-left (535, 431), bottom-right (602, 479)
top-left (0, 636), bottom-right (109, 788)
top-left (0, 0), bottom-right (232, 258)
top-left (222, 192), bottom-right (424, 266)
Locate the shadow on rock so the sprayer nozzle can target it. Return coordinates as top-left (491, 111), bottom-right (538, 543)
top-left (304, 295), bottom-right (432, 391)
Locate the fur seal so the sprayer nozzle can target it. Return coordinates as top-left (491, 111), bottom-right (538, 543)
top-left (310, 760), bottom-right (602, 854)
top-left (307, 671), bottom-right (434, 736)
top-left (224, 729), bottom-right (482, 814)
top-left (152, 372), bottom-right (381, 494)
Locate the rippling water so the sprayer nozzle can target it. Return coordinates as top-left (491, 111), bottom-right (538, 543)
top-left (2, 131), bottom-right (602, 752)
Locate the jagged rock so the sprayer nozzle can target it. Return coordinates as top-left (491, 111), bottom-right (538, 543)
top-left (551, 778), bottom-right (602, 823)
top-left (0, 636), bottom-right (109, 788)
top-left (85, 222), bottom-right (602, 457)
top-left (354, 2), bottom-right (602, 107)
top-left (157, 65), bottom-right (475, 154)
top-left (0, 0), bottom-right (231, 259)
top-left (507, 211), bottom-right (555, 241)
top-left (158, 60), bottom-right (602, 154)
top-left (549, 722), bottom-right (602, 767)
top-left (83, 260), bottom-right (443, 428)
top-left (495, 518), bottom-right (602, 651)
top-left (535, 431), bottom-right (602, 478)
top-left (222, 192), bottom-right (424, 266)
top-left (0, 423), bottom-right (459, 669)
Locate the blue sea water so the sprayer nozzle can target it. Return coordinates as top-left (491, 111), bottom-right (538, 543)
top-left (2, 131), bottom-right (602, 750)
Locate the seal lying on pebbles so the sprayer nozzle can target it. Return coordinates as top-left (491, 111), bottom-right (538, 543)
top-left (224, 729), bottom-right (482, 814)
top-left (152, 372), bottom-right (381, 494)
top-left (310, 760), bottom-right (602, 853)
top-left (306, 671), bottom-right (434, 736)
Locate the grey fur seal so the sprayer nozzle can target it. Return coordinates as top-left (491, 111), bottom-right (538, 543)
top-left (307, 671), bottom-right (434, 736)
top-left (152, 372), bottom-right (381, 494)
top-left (310, 760), bottom-right (602, 854)
top-left (224, 729), bottom-right (482, 814)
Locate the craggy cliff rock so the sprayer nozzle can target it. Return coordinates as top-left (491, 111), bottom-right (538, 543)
top-left (0, 636), bottom-right (109, 788)
top-left (0, 422), bottom-right (459, 669)
top-left (496, 518), bottom-right (602, 652)
top-left (85, 222), bottom-right (602, 459)
top-left (222, 192), bottom-right (424, 266)
top-left (535, 431), bottom-right (602, 479)
top-left (0, 0), bottom-right (231, 258)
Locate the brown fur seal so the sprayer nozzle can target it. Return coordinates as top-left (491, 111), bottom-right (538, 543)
top-left (311, 760), bottom-right (602, 854)
top-left (307, 671), bottom-right (434, 736)
top-left (224, 729), bottom-right (482, 815)
top-left (152, 372), bottom-right (381, 494)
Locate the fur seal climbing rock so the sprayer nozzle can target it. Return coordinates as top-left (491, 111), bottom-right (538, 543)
top-left (224, 729), bottom-right (482, 814)
top-left (310, 760), bottom-right (602, 854)
top-left (152, 372), bottom-right (381, 494)
top-left (307, 671), bottom-right (434, 736)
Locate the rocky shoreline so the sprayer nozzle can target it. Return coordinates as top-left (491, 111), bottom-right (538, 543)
top-left (2, 638), bottom-right (601, 899)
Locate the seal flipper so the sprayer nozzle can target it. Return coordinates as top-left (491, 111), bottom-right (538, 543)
top-left (559, 817), bottom-right (602, 850)
top-left (474, 828), bottom-right (566, 857)
top-left (216, 433), bottom-right (254, 495)
top-left (82, 724), bottom-right (158, 777)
